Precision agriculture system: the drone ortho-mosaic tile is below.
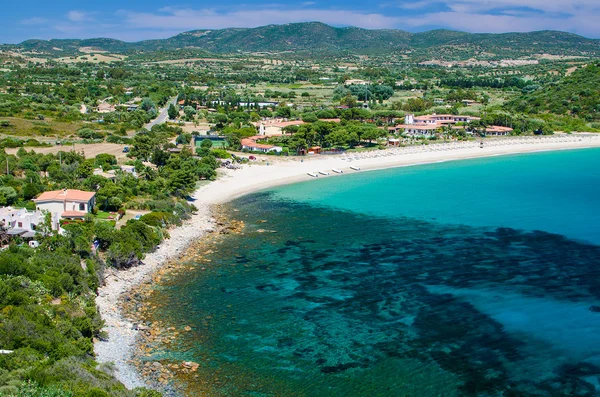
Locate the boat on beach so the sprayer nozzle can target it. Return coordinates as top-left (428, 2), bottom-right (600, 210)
top-left (307, 172), bottom-right (319, 177)
top-left (332, 168), bottom-right (343, 174)
top-left (318, 170), bottom-right (330, 175)
top-left (350, 166), bottom-right (361, 171)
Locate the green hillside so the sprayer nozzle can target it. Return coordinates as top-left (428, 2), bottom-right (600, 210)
top-left (6, 22), bottom-right (600, 58)
top-left (507, 62), bottom-right (600, 121)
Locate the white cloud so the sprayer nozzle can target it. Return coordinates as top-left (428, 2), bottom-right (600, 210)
top-left (120, 7), bottom-right (401, 30)
top-left (67, 11), bottom-right (89, 22)
top-left (12, 1), bottom-right (600, 42)
top-left (442, 0), bottom-right (600, 14)
top-left (402, 10), bottom-right (600, 37)
top-left (390, 0), bottom-right (600, 37)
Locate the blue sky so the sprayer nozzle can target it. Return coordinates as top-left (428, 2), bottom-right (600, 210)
top-left (4, 0), bottom-right (600, 43)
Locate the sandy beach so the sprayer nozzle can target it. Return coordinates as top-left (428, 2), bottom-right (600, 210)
top-left (93, 134), bottom-right (600, 390)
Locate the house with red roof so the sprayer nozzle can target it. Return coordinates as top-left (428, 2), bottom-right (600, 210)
top-left (33, 189), bottom-right (96, 220)
top-left (241, 135), bottom-right (283, 153)
top-left (392, 114), bottom-right (482, 137)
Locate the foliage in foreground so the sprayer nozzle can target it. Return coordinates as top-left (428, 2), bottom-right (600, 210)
top-left (0, 241), bottom-right (160, 396)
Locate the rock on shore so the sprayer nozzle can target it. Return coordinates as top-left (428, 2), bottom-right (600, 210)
top-left (94, 193), bottom-right (216, 390)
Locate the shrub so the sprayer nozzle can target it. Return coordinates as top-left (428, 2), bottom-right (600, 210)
top-left (210, 148), bottom-right (231, 159)
top-left (77, 128), bottom-right (105, 140)
top-left (139, 212), bottom-right (174, 228)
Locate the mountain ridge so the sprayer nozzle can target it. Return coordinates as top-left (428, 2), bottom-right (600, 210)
top-left (6, 22), bottom-right (600, 57)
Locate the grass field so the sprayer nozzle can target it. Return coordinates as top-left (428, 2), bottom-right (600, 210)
top-left (0, 117), bottom-right (83, 138)
top-left (5, 143), bottom-right (129, 161)
top-left (95, 211), bottom-right (117, 220)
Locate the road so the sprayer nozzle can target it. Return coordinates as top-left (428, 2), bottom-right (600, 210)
top-left (144, 96), bottom-right (177, 130)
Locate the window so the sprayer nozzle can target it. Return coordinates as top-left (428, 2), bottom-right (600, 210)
top-left (79, 203), bottom-right (85, 211)
top-left (18, 222), bottom-right (22, 228)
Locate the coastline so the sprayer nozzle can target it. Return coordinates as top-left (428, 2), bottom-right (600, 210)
top-left (93, 134), bottom-right (600, 391)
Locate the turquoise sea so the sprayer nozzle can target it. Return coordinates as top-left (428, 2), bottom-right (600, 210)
top-left (146, 148), bottom-right (600, 396)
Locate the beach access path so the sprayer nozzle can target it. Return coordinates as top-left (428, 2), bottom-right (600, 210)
top-left (94, 134), bottom-right (600, 390)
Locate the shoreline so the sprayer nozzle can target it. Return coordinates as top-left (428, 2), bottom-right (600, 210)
top-left (93, 134), bottom-right (600, 391)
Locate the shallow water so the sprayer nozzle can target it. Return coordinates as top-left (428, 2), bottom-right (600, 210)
top-left (144, 149), bottom-right (600, 396)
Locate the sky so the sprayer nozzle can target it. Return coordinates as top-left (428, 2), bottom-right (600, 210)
top-left (4, 0), bottom-right (600, 43)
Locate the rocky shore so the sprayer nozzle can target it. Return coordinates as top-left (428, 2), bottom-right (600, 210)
top-left (94, 189), bottom-right (218, 391)
top-left (120, 215), bottom-right (245, 395)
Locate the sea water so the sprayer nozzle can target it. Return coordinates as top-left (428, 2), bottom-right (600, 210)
top-left (145, 148), bottom-right (600, 396)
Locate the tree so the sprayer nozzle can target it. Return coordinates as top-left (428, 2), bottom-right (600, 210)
top-left (176, 133), bottom-right (192, 145)
top-left (151, 147), bottom-right (170, 167)
top-left (168, 103), bottom-right (179, 120)
top-left (168, 169), bottom-right (196, 196)
top-left (275, 106), bottom-right (292, 118)
top-left (95, 153), bottom-right (117, 170)
top-left (140, 98), bottom-right (156, 112)
top-left (183, 106), bottom-right (196, 119)
top-left (77, 159), bottom-right (95, 179)
top-left (200, 139), bottom-right (213, 149)
top-left (340, 93), bottom-right (357, 108)
top-left (301, 113), bottom-right (318, 123)
top-left (360, 125), bottom-right (386, 143)
top-left (130, 133), bottom-right (156, 161)
top-left (23, 183), bottom-right (39, 200)
top-left (326, 129), bottom-right (349, 147)
top-left (0, 186), bottom-right (17, 206)
top-left (96, 183), bottom-right (125, 211)
top-left (77, 128), bottom-right (105, 140)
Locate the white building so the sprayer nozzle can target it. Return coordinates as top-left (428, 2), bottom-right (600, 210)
top-left (394, 113), bottom-right (481, 137)
top-left (241, 136), bottom-right (283, 153)
top-left (33, 189), bottom-right (96, 220)
top-left (0, 207), bottom-right (60, 237)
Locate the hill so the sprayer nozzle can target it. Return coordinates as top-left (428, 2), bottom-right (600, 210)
top-left (5, 22), bottom-right (600, 58)
top-left (507, 62), bottom-right (600, 121)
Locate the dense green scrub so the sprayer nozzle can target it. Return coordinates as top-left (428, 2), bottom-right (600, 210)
top-left (507, 62), bottom-right (600, 131)
top-left (0, 243), bottom-right (159, 396)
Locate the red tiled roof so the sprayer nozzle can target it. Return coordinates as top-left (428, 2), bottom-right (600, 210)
top-left (241, 135), bottom-right (278, 150)
top-left (486, 126), bottom-right (514, 133)
top-left (241, 139), bottom-right (276, 149)
top-left (34, 189), bottom-right (95, 202)
top-left (61, 211), bottom-right (87, 218)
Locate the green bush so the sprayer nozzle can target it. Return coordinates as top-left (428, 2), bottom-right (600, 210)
top-left (210, 148), bottom-right (231, 159)
top-left (77, 128), bottom-right (105, 140)
top-left (139, 212), bottom-right (175, 228)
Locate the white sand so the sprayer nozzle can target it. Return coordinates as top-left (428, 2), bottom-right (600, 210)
top-left (94, 134), bottom-right (600, 389)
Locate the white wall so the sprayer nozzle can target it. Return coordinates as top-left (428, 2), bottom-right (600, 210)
top-left (36, 202), bottom-right (64, 214)
top-left (37, 198), bottom-right (94, 214)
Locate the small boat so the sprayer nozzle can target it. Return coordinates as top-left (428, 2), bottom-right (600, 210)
top-left (332, 168), bottom-right (343, 174)
top-left (318, 170), bottom-right (330, 176)
top-left (350, 166), bottom-right (361, 171)
top-left (307, 172), bottom-right (319, 178)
